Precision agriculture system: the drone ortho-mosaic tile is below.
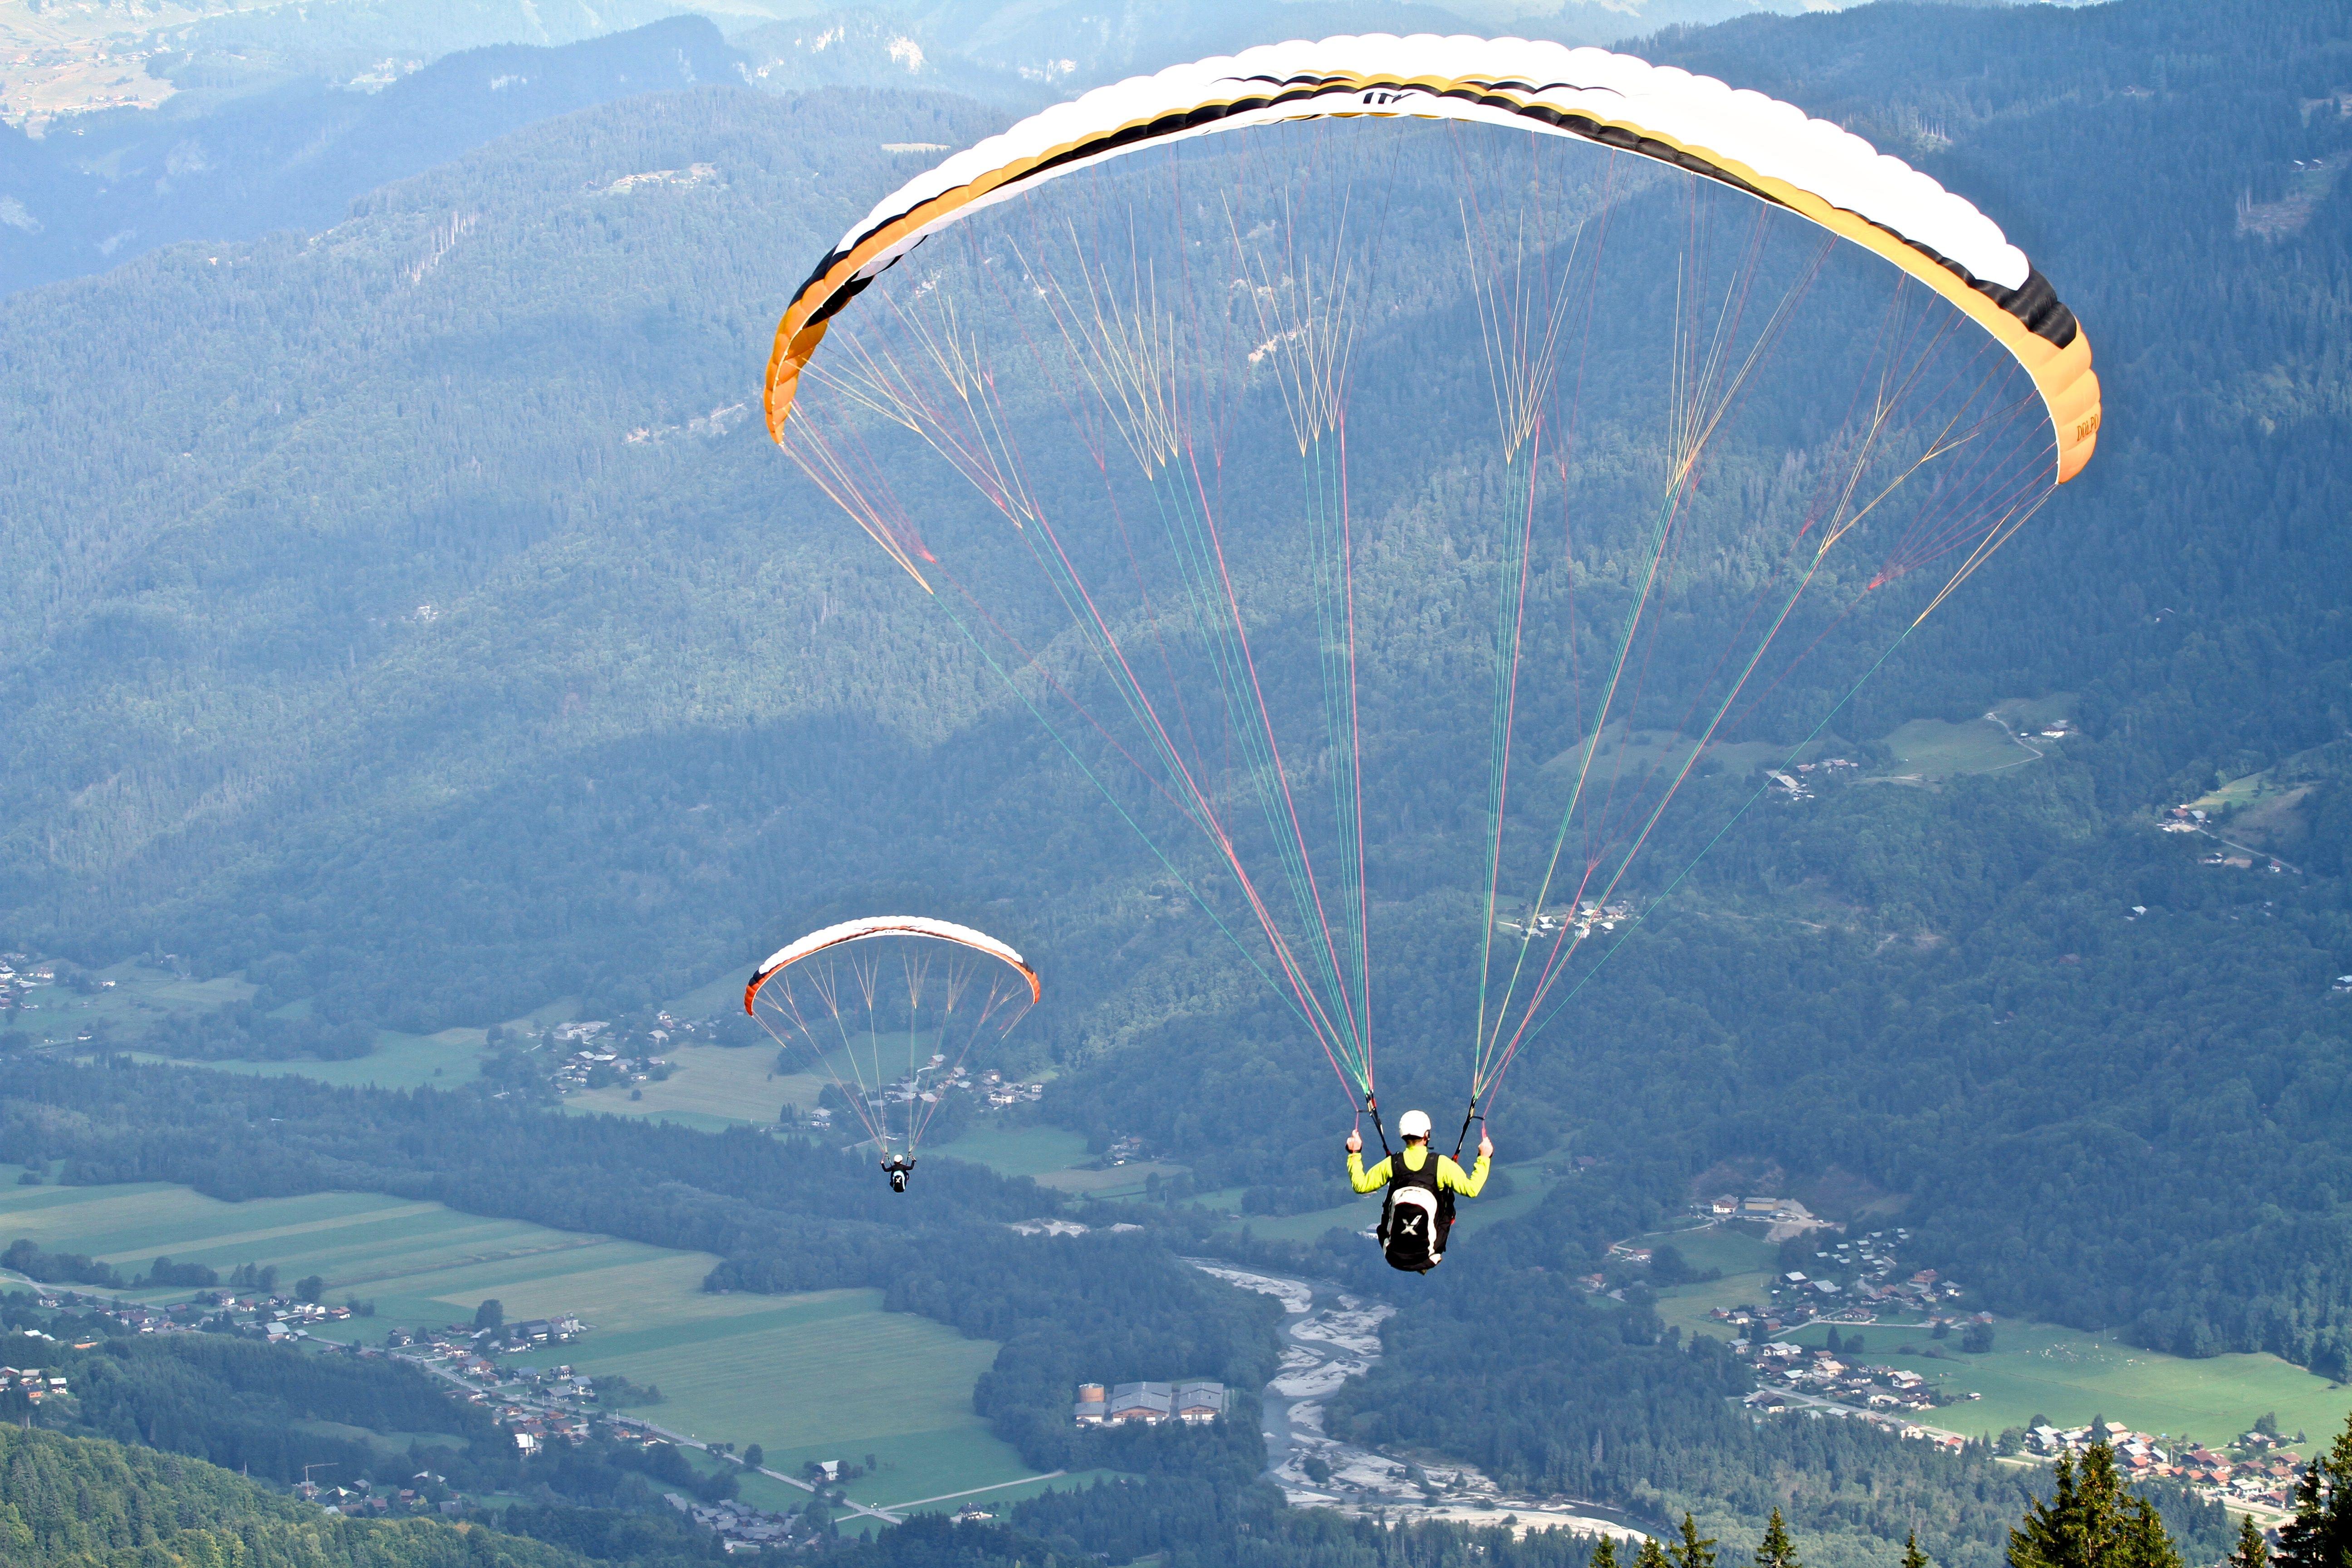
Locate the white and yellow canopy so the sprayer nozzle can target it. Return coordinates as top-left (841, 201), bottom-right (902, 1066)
top-left (764, 33), bottom-right (2099, 481)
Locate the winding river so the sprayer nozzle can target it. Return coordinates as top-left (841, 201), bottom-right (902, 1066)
top-left (1187, 1259), bottom-right (1648, 1539)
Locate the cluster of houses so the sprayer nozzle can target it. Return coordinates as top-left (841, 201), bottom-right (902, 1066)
top-left (502, 1405), bottom-right (593, 1453)
top-left (2198, 850), bottom-right (2285, 872)
top-left (849, 1060), bottom-right (1044, 1118)
top-left (982, 1069), bottom-right (1046, 1109)
top-left (500, 1314), bottom-right (584, 1348)
top-left (1749, 1231), bottom-right (1963, 1327)
top-left (1768, 758), bottom-right (1861, 802)
top-left (542, 1020), bottom-right (668, 1095)
top-left (250, 1296), bottom-right (354, 1339)
top-left (0, 954), bottom-right (119, 1034)
top-left (864, 1053), bottom-right (961, 1114)
top-left (1072, 1379), bottom-right (1227, 1426)
top-left (380, 1330), bottom-right (624, 1457)
top-left (2159, 806), bottom-right (2291, 872)
top-left (0, 1365), bottom-right (68, 1401)
top-left (1496, 901), bottom-right (1636, 941)
top-left (2024, 1421), bottom-right (2308, 1507)
top-left (667, 1494), bottom-right (813, 1553)
top-left (0, 955), bottom-right (50, 1016)
top-left (16, 1285), bottom-right (359, 1342)
top-left (1739, 1343), bottom-right (1954, 1415)
top-left (299, 1474), bottom-right (463, 1518)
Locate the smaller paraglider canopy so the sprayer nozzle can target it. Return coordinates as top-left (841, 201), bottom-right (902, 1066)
top-left (744, 915), bottom-right (1040, 1176)
top-left (745, 916), bottom-right (1041, 1014)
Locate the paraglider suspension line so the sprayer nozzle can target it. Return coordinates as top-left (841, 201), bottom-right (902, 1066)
top-left (1363, 1094), bottom-right (1393, 1161)
top-left (1452, 1101), bottom-right (1484, 1161)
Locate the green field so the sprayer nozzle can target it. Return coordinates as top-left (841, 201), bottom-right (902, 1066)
top-left (5, 960), bottom-right (255, 1046)
top-left (1867, 717), bottom-right (2040, 782)
top-left (1539, 722), bottom-right (1839, 791)
top-left (932, 1124), bottom-right (1092, 1177)
top-left (1649, 1223), bottom-right (1783, 1342)
top-left (1862, 697), bottom-right (2078, 784)
top-left (1771, 1319), bottom-right (2352, 1451)
top-left (123, 1028), bottom-right (490, 1089)
top-left (504, 1286), bottom-right (1024, 1506)
top-left (0, 1174), bottom-right (1045, 1500)
top-left (927, 1121), bottom-right (1188, 1198)
top-left (566, 1039), bottom-right (799, 1128)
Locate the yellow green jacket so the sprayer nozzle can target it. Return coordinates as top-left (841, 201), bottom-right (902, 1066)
top-left (1348, 1142), bottom-right (1490, 1196)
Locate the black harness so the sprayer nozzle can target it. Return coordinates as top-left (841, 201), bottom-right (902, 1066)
top-left (1377, 1142), bottom-right (1456, 1272)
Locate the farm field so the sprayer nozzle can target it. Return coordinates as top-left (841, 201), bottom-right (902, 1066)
top-left (125, 1028), bottom-right (489, 1089)
top-left (1540, 721), bottom-right (1837, 786)
top-left (931, 1124), bottom-right (1093, 1178)
top-left (928, 1120), bottom-right (1186, 1195)
top-left (504, 1286), bottom-right (1022, 1508)
top-left (1849, 696), bottom-right (2078, 785)
top-left (7, 960), bottom-right (255, 1047)
top-left (1655, 1278), bottom-right (1776, 1341)
top-left (1868, 717), bottom-right (2039, 782)
top-left (0, 1172), bottom-right (1043, 1499)
top-left (1771, 1319), bottom-right (2352, 1452)
top-left (918, 1120), bottom-right (1187, 1199)
top-left (565, 1040), bottom-right (801, 1129)
top-left (1649, 1224), bottom-right (1784, 1341)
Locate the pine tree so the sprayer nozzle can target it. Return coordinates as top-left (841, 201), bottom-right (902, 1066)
top-left (1594, 1536), bottom-right (1622, 1568)
top-left (1904, 1530), bottom-right (1930, 1568)
top-left (1755, 1508), bottom-right (1800, 1568)
top-left (2007, 1445), bottom-right (2182, 1568)
top-left (2226, 1514), bottom-right (2268, 1568)
top-left (2274, 1412), bottom-right (2352, 1568)
top-left (1637, 1534), bottom-right (1671, 1568)
top-left (1671, 1513), bottom-right (1719, 1568)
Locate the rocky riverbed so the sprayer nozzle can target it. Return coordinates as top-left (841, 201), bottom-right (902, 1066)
top-left (1188, 1259), bottom-right (1646, 1540)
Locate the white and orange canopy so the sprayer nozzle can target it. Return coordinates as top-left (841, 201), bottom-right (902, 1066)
top-left (744, 916), bottom-right (1041, 1014)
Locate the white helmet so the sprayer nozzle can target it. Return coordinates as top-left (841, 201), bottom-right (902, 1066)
top-left (1398, 1109), bottom-right (1432, 1139)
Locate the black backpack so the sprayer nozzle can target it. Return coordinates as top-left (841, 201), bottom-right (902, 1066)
top-left (1377, 1147), bottom-right (1455, 1273)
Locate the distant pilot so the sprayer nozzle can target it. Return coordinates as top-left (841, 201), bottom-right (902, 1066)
top-left (1346, 1109), bottom-right (1491, 1272)
top-left (880, 1156), bottom-right (916, 1193)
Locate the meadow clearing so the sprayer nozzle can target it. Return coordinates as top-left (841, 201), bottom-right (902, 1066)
top-left (932, 1123), bottom-right (1187, 1199)
top-left (1863, 697), bottom-right (2077, 784)
top-left (1639, 1220), bottom-right (2352, 1452)
top-left (0, 1168), bottom-right (1053, 1509)
top-left (565, 1038), bottom-right (803, 1130)
top-left (1772, 1318), bottom-right (2352, 1453)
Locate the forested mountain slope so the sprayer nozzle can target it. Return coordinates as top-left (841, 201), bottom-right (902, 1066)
top-left (0, 16), bottom-right (754, 293)
top-left (0, 0), bottom-right (2348, 1429)
top-left (0, 1420), bottom-right (600, 1568)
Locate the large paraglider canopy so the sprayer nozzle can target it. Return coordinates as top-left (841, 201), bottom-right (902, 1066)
top-left (759, 34), bottom-right (2101, 1132)
top-left (767, 33), bottom-right (2098, 480)
top-left (746, 916), bottom-right (1039, 1159)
